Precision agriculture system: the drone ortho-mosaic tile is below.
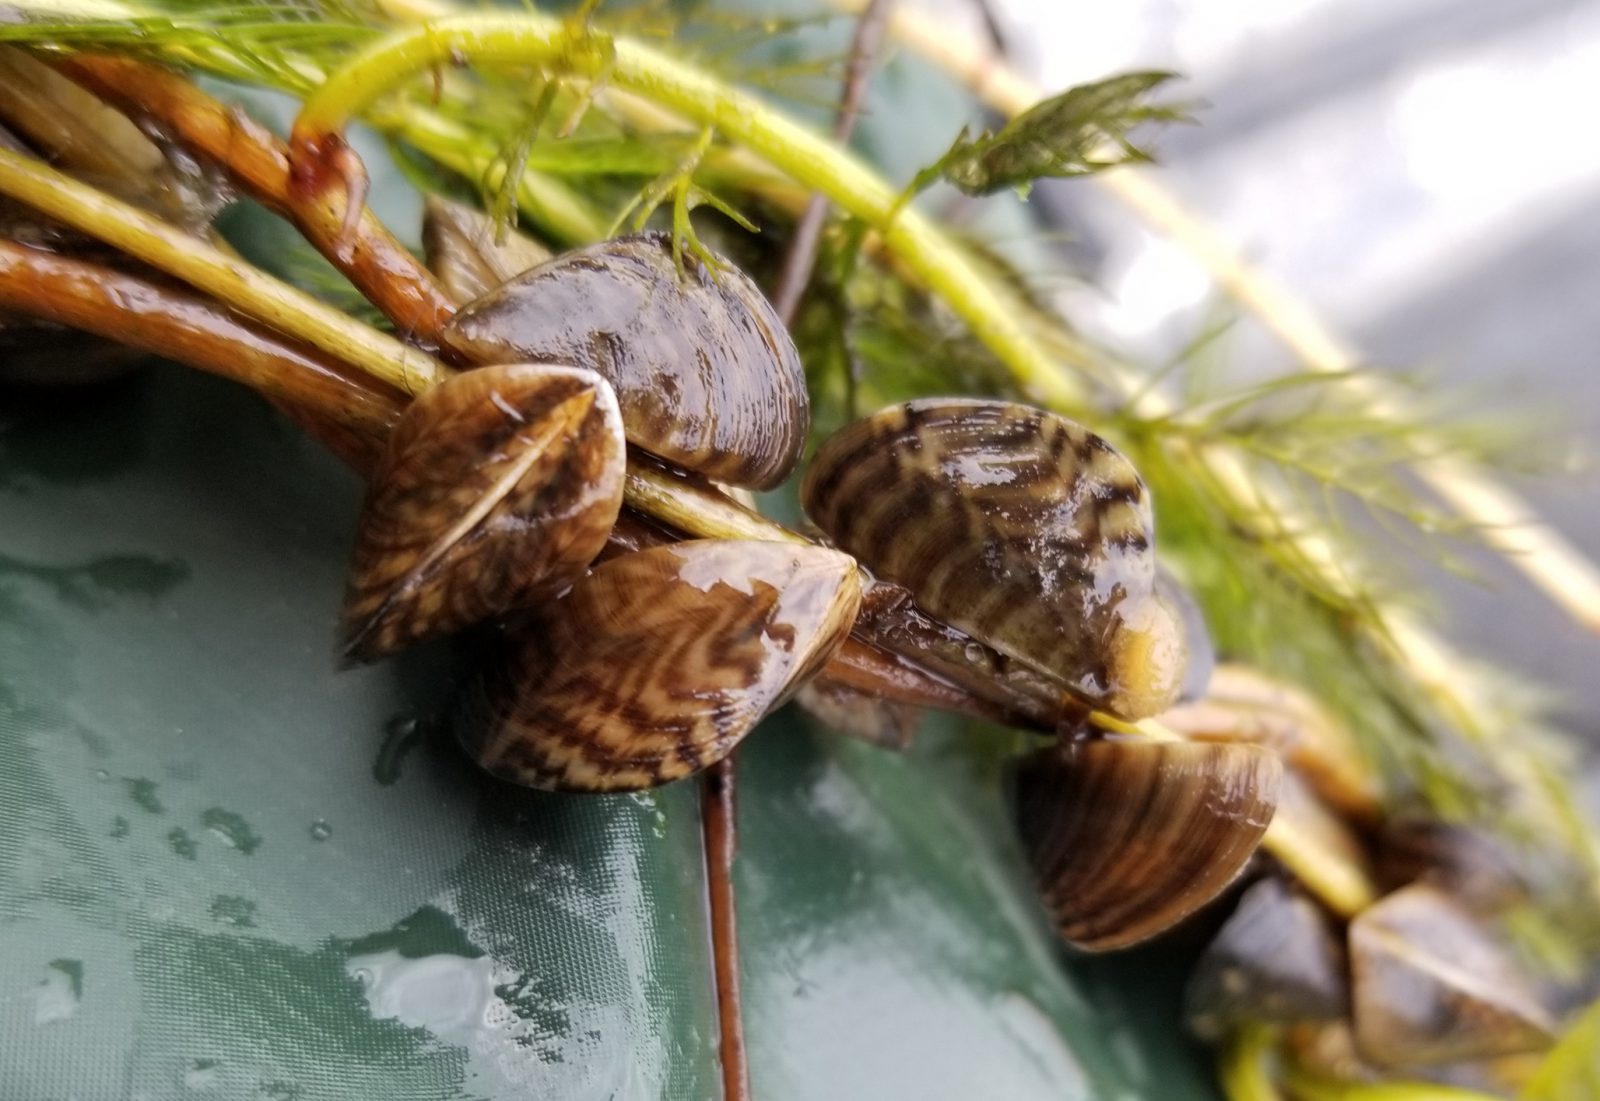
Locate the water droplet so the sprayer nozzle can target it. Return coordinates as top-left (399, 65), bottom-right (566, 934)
top-left (34, 959), bottom-right (83, 1024)
top-left (202, 807), bottom-right (262, 854)
top-left (963, 642), bottom-right (986, 664)
top-left (309, 819), bottom-right (332, 842)
top-left (94, 768), bottom-right (110, 782)
top-left (373, 714), bottom-right (427, 786)
top-left (183, 1058), bottom-right (220, 1091)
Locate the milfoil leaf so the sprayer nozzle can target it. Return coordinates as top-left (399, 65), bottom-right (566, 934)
top-left (912, 71), bottom-right (1190, 199)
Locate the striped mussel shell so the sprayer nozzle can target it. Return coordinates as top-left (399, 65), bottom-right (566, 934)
top-left (802, 399), bottom-right (1187, 720)
top-left (1349, 884), bottom-right (1555, 1067)
top-left (439, 232), bottom-right (808, 490)
top-left (340, 362), bottom-right (625, 662)
top-left (459, 539), bottom-right (862, 792)
top-left (1014, 739), bottom-right (1281, 951)
top-left (1185, 876), bottom-right (1348, 1040)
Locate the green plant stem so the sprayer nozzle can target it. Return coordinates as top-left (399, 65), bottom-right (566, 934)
top-left (1282, 1064), bottom-right (1504, 1101)
top-left (0, 146), bottom-right (445, 395)
top-left (288, 14), bottom-right (1085, 410)
top-left (1218, 1025), bottom-right (1284, 1101)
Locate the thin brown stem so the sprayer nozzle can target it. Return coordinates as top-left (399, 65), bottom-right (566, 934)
top-left (701, 757), bottom-right (750, 1101)
top-left (55, 54), bottom-right (459, 350)
top-left (769, 0), bottom-right (895, 325)
top-left (0, 239), bottom-right (405, 438)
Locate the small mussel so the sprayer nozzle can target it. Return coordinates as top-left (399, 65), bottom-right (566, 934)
top-left (421, 196), bottom-right (553, 306)
top-left (439, 232), bottom-right (809, 489)
top-left (341, 363), bottom-right (625, 662)
top-left (1014, 739), bottom-right (1281, 950)
top-left (1185, 876), bottom-right (1348, 1040)
top-left (803, 399), bottom-right (1187, 720)
top-left (1348, 884), bottom-right (1555, 1067)
top-left (459, 539), bottom-right (861, 792)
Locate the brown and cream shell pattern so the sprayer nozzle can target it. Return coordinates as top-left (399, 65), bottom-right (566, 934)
top-left (803, 398), bottom-right (1187, 720)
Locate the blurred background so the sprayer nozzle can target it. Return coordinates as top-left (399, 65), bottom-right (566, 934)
top-left (913, 0), bottom-right (1600, 762)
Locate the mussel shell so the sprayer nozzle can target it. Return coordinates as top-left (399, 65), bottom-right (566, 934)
top-left (439, 232), bottom-right (808, 489)
top-left (1349, 884), bottom-right (1555, 1067)
top-left (1185, 876), bottom-right (1348, 1040)
top-left (803, 399), bottom-right (1185, 719)
top-left (459, 539), bottom-right (862, 792)
top-left (795, 675), bottom-right (923, 750)
top-left (1374, 815), bottom-right (1525, 914)
top-left (1155, 564), bottom-right (1214, 703)
top-left (1015, 739), bottom-right (1281, 951)
top-left (341, 363), bottom-right (624, 662)
top-left (1162, 663), bottom-right (1382, 824)
top-left (421, 195), bottom-right (553, 306)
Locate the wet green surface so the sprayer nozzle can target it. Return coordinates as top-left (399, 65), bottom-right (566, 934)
top-left (0, 368), bottom-right (1223, 1098)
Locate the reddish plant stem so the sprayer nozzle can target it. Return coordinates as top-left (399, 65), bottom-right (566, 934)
top-left (769, 0), bottom-right (895, 325)
top-left (0, 239), bottom-right (404, 441)
top-left (701, 757), bottom-right (751, 1101)
top-left (54, 55), bottom-right (459, 350)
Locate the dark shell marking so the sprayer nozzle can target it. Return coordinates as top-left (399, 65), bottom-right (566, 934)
top-left (803, 399), bottom-right (1185, 719)
top-left (1015, 739), bottom-right (1280, 951)
top-left (341, 363), bottom-right (624, 662)
top-left (440, 232), bottom-right (808, 489)
top-left (460, 539), bottom-right (861, 792)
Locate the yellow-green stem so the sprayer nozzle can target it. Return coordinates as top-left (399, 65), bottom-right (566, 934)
top-left (292, 14), bottom-right (1085, 410)
top-left (1282, 1064), bottom-right (1506, 1101)
top-left (1219, 1024), bottom-right (1285, 1101)
top-left (0, 147), bottom-right (444, 394)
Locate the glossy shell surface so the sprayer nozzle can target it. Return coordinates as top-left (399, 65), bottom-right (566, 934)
top-left (460, 539), bottom-right (861, 791)
top-left (1349, 884), bottom-right (1554, 1067)
top-left (1185, 876), bottom-right (1348, 1040)
top-left (440, 232), bottom-right (808, 489)
top-left (1015, 739), bottom-right (1281, 951)
top-left (803, 399), bottom-right (1185, 719)
top-left (341, 363), bottom-right (624, 662)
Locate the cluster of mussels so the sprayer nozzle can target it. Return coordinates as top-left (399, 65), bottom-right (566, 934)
top-left (0, 56), bottom-right (1569, 1096)
top-left (347, 208), bottom-right (1251, 940)
top-left (361, 205), bottom-right (1567, 1090)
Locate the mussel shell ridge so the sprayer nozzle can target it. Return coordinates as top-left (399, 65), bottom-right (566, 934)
top-left (440, 232), bottom-right (808, 489)
top-left (341, 363), bottom-right (625, 662)
top-left (1015, 739), bottom-right (1281, 951)
top-left (802, 399), bottom-right (1186, 720)
top-left (460, 539), bottom-right (862, 792)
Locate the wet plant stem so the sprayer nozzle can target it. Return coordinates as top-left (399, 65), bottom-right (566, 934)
top-left (701, 758), bottom-right (751, 1101)
top-left (0, 146), bottom-right (444, 394)
top-left (286, 13), bottom-right (1086, 411)
top-left (0, 240), bottom-right (404, 433)
top-left (54, 54), bottom-right (459, 347)
top-left (769, 0), bottom-right (895, 326)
